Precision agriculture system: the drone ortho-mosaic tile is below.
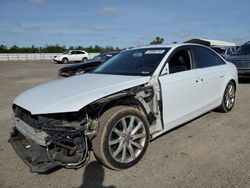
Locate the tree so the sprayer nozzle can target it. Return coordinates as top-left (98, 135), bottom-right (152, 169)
top-left (150, 37), bottom-right (164, 45)
top-left (0, 44), bottom-right (123, 53)
top-left (0, 44), bottom-right (8, 53)
top-left (9, 45), bottom-right (19, 53)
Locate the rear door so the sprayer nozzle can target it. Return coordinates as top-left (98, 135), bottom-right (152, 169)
top-left (191, 46), bottom-right (227, 107)
top-left (69, 51), bottom-right (77, 61)
top-left (75, 51), bottom-right (85, 61)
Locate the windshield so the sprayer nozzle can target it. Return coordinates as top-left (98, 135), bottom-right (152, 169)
top-left (63, 51), bottom-right (69, 54)
top-left (234, 45), bottom-right (250, 55)
top-left (93, 48), bottom-right (170, 76)
top-left (91, 52), bottom-right (118, 62)
top-left (91, 54), bottom-right (104, 61)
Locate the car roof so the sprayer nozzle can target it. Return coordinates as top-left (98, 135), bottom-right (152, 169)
top-left (69, 50), bottom-right (86, 52)
top-left (130, 44), bottom-right (177, 50)
top-left (184, 38), bottom-right (236, 47)
top-left (127, 43), bottom-right (209, 50)
top-left (243, 41), bottom-right (250, 45)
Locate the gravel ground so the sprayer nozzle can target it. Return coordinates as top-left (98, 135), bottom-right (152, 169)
top-left (0, 60), bottom-right (249, 188)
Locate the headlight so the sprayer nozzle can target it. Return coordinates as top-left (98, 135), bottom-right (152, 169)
top-left (75, 69), bottom-right (85, 75)
top-left (55, 56), bottom-right (62, 60)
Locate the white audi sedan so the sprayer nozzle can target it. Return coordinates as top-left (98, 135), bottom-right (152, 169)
top-left (9, 44), bottom-right (237, 173)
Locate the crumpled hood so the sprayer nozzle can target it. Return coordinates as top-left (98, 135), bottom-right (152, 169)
top-left (13, 73), bottom-right (150, 115)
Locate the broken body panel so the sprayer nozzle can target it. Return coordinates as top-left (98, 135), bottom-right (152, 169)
top-left (10, 73), bottom-right (162, 173)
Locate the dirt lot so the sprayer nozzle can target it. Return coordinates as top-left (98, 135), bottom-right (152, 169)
top-left (0, 60), bottom-right (250, 188)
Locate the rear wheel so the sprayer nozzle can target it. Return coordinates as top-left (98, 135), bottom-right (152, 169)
top-left (217, 81), bottom-right (236, 112)
top-left (92, 106), bottom-right (150, 170)
top-left (82, 57), bottom-right (88, 62)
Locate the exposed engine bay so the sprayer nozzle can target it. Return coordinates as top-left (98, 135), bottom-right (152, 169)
top-left (9, 85), bottom-right (159, 173)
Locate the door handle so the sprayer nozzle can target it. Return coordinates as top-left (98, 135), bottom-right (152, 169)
top-left (196, 78), bottom-right (203, 83)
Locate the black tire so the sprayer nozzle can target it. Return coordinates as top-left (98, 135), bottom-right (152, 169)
top-left (62, 58), bottom-right (69, 64)
top-left (92, 106), bottom-right (150, 170)
top-left (82, 57), bottom-right (88, 62)
top-left (217, 81), bottom-right (236, 112)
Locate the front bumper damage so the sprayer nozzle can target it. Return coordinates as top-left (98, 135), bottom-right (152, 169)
top-left (9, 116), bottom-right (89, 173)
top-left (9, 129), bottom-right (58, 173)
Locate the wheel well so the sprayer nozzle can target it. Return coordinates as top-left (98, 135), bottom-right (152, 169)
top-left (85, 96), bottom-right (148, 123)
top-left (99, 96), bottom-right (145, 117)
top-left (84, 86), bottom-right (155, 125)
top-left (230, 79), bottom-right (237, 91)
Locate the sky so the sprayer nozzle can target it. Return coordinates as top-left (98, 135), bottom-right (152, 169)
top-left (0, 0), bottom-right (249, 48)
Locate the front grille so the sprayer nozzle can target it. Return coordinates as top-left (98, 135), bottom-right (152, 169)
top-left (14, 105), bottom-right (39, 129)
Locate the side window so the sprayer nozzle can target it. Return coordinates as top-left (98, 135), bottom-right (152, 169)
top-left (211, 47), bottom-right (225, 55)
top-left (168, 49), bottom-right (191, 74)
top-left (79, 51), bottom-right (85, 54)
top-left (70, 51), bottom-right (76, 55)
top-left (216, 55), bottom-right (226, 65)
top-left (193, 46), bottom-right (225, 68)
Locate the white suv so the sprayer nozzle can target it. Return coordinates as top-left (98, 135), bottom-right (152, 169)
top-left (53, 50), bottom-right (90, 64)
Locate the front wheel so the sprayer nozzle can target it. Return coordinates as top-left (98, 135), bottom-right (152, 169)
top-left (62, 58), bottom-right (69, 64)
top-left (92, 106), bottom-right (150, 170)
top-left (217, 81), bottom-right (236, 112)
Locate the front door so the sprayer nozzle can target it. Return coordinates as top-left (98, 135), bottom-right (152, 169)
top-left (159, 48), bottom-right (204, 131)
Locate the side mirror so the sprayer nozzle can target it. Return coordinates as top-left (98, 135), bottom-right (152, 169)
top-left (161, 64), bottom-right (169, 75)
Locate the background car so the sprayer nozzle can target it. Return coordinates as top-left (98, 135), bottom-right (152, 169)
top-left (225, 41), bottom-right (250, 78)
top-left (53, 50), bottom-right (90, 64)
top-left (185, 38), bottom-right (237, 57)
top-left (58, 51), bottom-right (119, 77)
top-left (9, 44), bottom-right (237, 173)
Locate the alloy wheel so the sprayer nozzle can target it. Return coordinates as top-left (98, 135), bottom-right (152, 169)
top-left (108, 115), bottom-right (146, 163)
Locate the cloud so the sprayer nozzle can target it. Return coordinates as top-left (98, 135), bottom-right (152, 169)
top-left (132, 35), bottom-right (154, 46)
top-left (28, 0), bottom-right (43, 7)
top-left (104, 36), bottom-right (116, 40)
top-left (8, 21), bottom-right (41, 32)
top-left (9, 21), bottom-right (23, 27)
top-left (175, 31), bottom-right (192, 40)
top-left (53, 33), bottom-right (64, 38)
top-left (24, 25), bottom-right (41, 31)
top-left (137, 35), bottom-right (154, 41)
top-left (92, 25), bottom-right (108, 32)
top-left (99, 7), bottom-right (119, 16)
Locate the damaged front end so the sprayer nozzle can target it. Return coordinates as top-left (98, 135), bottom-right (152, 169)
top-left (9, 83), bottom-right (162, 173)
top-left (9, 106), bottom-right (90, 173)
